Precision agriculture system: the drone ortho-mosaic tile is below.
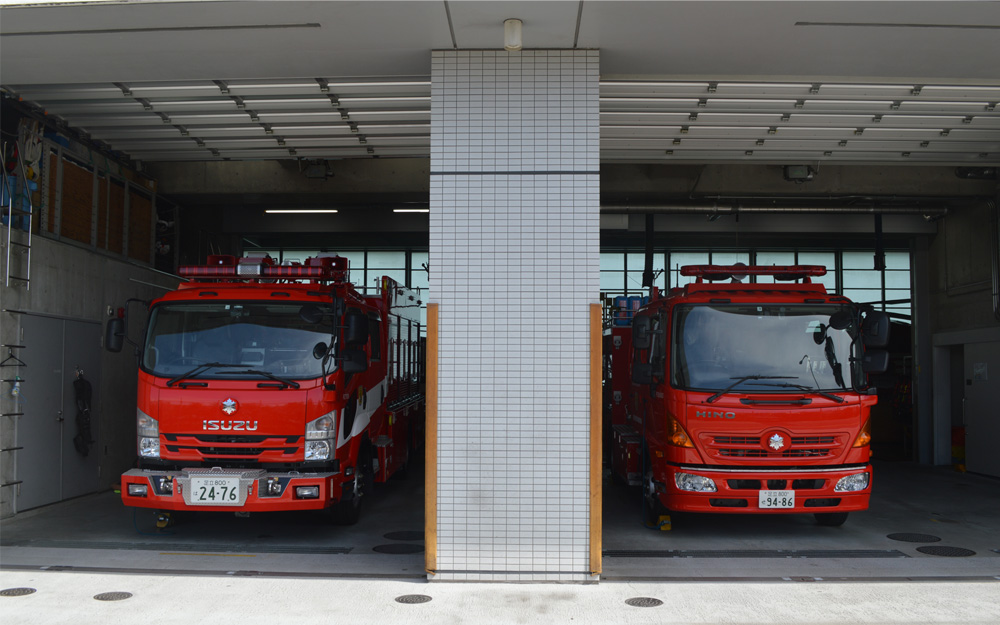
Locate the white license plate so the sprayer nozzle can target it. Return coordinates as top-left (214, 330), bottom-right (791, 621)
top-left (759, 490), bottom-right (795, 508)
top-left (190, 476), bottom-right (241, 505)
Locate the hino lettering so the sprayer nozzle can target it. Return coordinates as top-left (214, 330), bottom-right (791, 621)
top-left (696, 411), bottom-right (736, 419)
top-left (203, 420), bottom-right (259, 432)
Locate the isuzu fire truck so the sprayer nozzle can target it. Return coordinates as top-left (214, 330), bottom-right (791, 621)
top-left (606, 264), bottom-right (889, 527)
top-left (107, 254), bottom-right (425, 525)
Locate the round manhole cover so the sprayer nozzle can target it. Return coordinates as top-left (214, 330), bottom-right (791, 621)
top-left (373, 543), bottom-right (424, 554)
top-left (395, 594), bottom-right (433, 604)
top-left (384, 531), bottom-right (424, 542)
top-left (94, 592), bottom-right (133, 602)
top-left (916, 546), bottom-right (976, 557)
top-left (887, 533), bottom-right (942, 543)
top-left (1, 587), bottom-right (37, 597)
top-left (625, 597), bottom-right (663, 608)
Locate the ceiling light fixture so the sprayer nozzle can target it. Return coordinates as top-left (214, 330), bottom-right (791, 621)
top-left (265, 209), bottom-right (338, 214)
top-left (393, 209), bottom-right (430, 213)
top-left (504, 18), bottom-right (523, 51)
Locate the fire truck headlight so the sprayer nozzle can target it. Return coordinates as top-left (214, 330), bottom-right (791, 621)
top-left (306, 411), bottom-right (337, 440)
top-left (137, 408), bottom-right (158, 438)
top-left (305, 440), bottom-right (331, 461)
top-left (139, 437), bottom-right (160, 458)
top-left (674, 472), bottom-right (717, 492)
top-left (834, 472), bottom-right (870, 492)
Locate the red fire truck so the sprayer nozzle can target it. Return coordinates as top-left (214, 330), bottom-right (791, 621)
top-left (107, 254), bottom-right (425, 525)
top-left (606, 264), bottom-right (889, 527)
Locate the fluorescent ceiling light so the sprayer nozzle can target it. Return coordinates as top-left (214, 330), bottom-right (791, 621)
top-left (393, 209), bottom-right (430, 213)
top-left (265, 209), bottom-right (339, 214)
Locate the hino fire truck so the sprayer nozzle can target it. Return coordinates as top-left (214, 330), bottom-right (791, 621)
top-left (107, 254), bottom-right (425, 525)
top-left (606, 264), bottom-right (889, 527)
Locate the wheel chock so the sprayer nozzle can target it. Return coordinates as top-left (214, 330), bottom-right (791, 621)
top-left (155, 512), bottom-right (174, 529)
top-left (657, 514), bottom-right (672, 531)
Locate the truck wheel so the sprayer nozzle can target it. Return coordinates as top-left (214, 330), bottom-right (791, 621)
top-left (643, 470), bottom-right (669, 528)
top-left (814, 512), bottom-right (849, 527)
top-left (333, 443), bottom-right (373, 525)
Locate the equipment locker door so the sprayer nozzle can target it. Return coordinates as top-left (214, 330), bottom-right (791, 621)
top-left (964, 340), bottom-right (1000, 477)
top-left (14, 315), bottom-right (102, 511)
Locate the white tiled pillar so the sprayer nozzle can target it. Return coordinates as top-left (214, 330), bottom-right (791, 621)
top-left (429, 50), bottom-right (600, 582)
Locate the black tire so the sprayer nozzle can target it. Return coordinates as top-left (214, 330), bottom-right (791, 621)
top-left (333, 442), bottom-right (372, 525)
top-left (815, 512), bottom-right (849, 527)
top-left (643, 470), bottom-right (669, 528)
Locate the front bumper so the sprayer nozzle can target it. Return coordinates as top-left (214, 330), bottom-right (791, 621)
top-left (656, 464), bottom-right (872, 514)
top-left (121, 467), bottom-right (345, 512)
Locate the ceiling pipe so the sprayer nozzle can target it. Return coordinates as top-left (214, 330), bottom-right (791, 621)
top-left (601, 203), bottom-right (950, 217)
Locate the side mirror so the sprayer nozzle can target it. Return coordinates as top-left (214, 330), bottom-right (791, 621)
top-left (829, 310), bottom-right (854, 330)
top-left (342, 347), bottom-right (369, 374)
top-left (861, 349), bottom-right (889, 374)
top-left (632, 315), bottom-right (652, 350)
top-left (862, 311), bottom-right (890, 348)
top-left (299, 305), bottom-right (324, 324)
top-left (345, 310), bottom-right (369, 346)
top-left (632, 361), bottom-right (653, 385)
top-left (105, 318), bottom-right (124, 353)
top-left (312, 342), bottom-right (330, 360)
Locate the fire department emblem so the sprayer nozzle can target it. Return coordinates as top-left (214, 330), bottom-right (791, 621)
top-left (767, 433), bottom-right (786, 451)
top-left (221, 398), bottom-right (239, 415)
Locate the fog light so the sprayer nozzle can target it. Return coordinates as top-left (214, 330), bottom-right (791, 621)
top-left (834, 472), bottom-right (870, 492)
top-left (127, 483), bottom-right (148, 497)
top-left (674, 472), bottom-right (718, 492)
top-left (295, 485), bottom-right (320, 499)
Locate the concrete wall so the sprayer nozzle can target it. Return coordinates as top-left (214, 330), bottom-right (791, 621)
top-left (0, 233), bottom-right (176, 519)
top-left (928, 199), bottom-right (1000, 334)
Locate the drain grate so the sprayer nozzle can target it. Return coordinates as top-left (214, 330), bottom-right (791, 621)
top-left (1, 587), bottom-right (36, 597)
top-left (887, 533), bottom-right (942, 543)
top-left (1, 539), bottom-right (351, 555)
top-left (94, 592), bottom-right (132, 602)
top-left (604, 549), bottom-right (907, 559)
top-left (384, 531), bottom-right (424, 542)
top-left (916, 546), bottom-right (976, 557)
top-left (395, 594), bottom-right (432, 604)
top-left (625, 597), bottom-right (663, 608)
top-left (373, 544), bottom-right (424, 555)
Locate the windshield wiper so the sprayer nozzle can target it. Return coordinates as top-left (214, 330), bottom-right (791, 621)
top-left (166, 362), bottom-right (242, 387)
top-left (705, 375), bottom-right (798, 403)
top-left (222, 368), bottom-right (301, 389)
top-left (748, 381), bottom-right (846, 403)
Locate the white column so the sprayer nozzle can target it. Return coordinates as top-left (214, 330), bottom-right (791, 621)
top-left (429, 50), bottom-right (600, 582)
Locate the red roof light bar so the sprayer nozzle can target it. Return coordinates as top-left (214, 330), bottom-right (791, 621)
top-left (681, 264), bottom-right (827, 283)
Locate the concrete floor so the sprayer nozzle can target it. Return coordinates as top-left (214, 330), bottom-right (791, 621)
top-left (1, 460), bottom-right (998, 623)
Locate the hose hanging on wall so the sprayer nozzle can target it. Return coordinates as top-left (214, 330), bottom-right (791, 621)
top-left (991, 200), bottom-right (1000, 321)
top-left (73, 368), bottom-right (93, 456)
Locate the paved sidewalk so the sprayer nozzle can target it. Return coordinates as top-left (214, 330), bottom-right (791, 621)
top-left (2, 569), bottom-right (998, 625)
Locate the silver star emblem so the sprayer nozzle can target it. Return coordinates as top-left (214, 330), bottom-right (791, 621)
top-left (768, 433), bottom-right (785, 451)
top-left (222, 398), bottom-right (238, 415)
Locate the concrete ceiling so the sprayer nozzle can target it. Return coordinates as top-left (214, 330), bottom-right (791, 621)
top-left (2, 1), bottom-right (999, 165)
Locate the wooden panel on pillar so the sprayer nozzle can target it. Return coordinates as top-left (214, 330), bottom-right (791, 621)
top-left (59, 160), bottom-right (93, 245)
top-left (128, 191), bottom-right (152, 263)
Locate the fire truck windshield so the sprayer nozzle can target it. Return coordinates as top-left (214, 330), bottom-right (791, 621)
top-left (142, 302), bottom-right (337, 380)
top-left (673, 304), bottom-right (856, 393)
